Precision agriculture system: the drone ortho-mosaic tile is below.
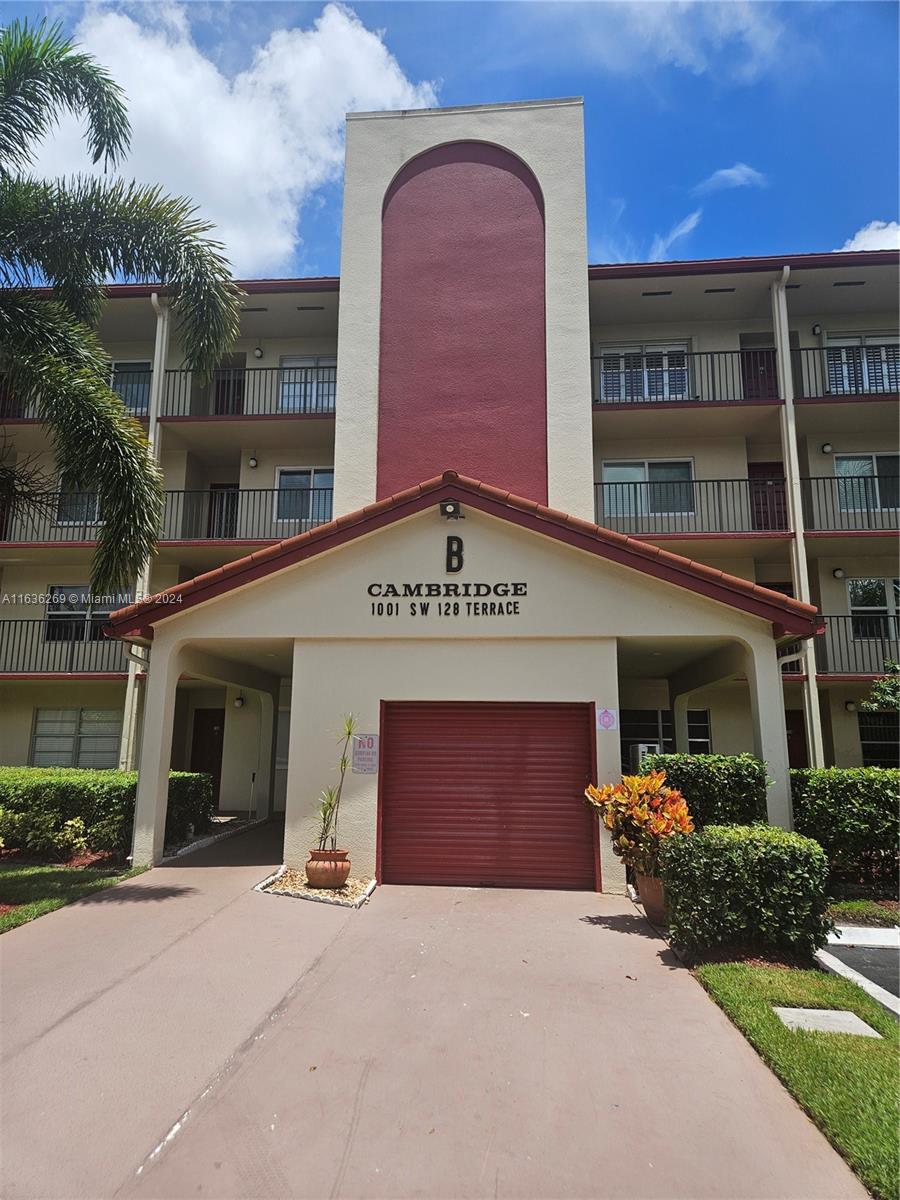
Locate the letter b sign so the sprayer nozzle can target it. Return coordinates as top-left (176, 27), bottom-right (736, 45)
top-left (446, 535), bottom-right (464, 573)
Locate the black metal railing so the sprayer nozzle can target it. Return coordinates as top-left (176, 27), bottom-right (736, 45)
top-left (815, 615), bottom-right (900, 675)
top-left (0, 372), bottom-right (153, 419)
top-left (0, 488), bottom-right (334, 544)
top-left (801, 476), bottom-right (899, 532)
top-left (591, 349), bottom-right (781, 406)
top-left (594, 478), bottom-right (789, 534)
top-left (0, 620), bottom-right (129, 673)
top-left (162, 365), bottom-right (336, 417)
top-left (796, 344), bottom-right (900, 399)
top-left (161, 488), bottom-right (333, 540)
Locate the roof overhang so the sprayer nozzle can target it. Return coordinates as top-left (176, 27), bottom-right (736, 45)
top-left (107, 472), bottom-right (823, 644)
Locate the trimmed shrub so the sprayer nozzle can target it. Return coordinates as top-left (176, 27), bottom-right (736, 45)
top-left (0, 767), bottom-right (213, 858)
top-left (791, 767), bottom-right (899, 888)
top-left (661, 824), bottom-right (832, 959)
top-left (640, 753), bottom-right (767, 826)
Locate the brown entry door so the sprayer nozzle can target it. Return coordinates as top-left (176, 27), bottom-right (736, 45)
top-left (785, 710), bottom-right (809, 769)
top-left (380, 702), bottom-right (597, 889)
top-left (749, 462), bottom-right (787, 531)
top-left (191, 708), bottom-right (226, 804)
top-left (741, 347), bottom-right (779, 401)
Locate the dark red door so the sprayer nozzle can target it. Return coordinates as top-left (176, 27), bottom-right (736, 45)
top-left (741, 348), bottom-right (779, 400)
top-left (379, 702), bottom-right (597, 889)
top-left (191, 708), bottom-right (225, 804)
top-left (785, 710), bottom-right (809, 769)
top-left (749, 462), bottom-right (787, 531)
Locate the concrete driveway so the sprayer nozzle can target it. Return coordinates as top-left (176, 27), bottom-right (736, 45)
top-left (1, 826), bottom-right (864, 1200)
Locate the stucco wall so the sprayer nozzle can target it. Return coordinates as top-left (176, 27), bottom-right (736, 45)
top-left (0, 680), bottom-right (127, 765)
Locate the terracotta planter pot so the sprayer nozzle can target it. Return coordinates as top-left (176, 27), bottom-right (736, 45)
top-left (306, 849), bottom-right (351, 889)
top-left (635, 872), bottom-right (666, 926)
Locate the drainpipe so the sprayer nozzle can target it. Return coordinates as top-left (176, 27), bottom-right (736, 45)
top-left (771, 266), bottom-right (826, 767)
top-left (118, 294), bottom-right (169, 771)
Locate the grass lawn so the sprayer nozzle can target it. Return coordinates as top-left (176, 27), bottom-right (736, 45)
top-left (829, 898), bottom-right (900, 927)
top-left (0, 862), bottom-right (146, 933)
top-left (697, 963), bottom-right (899, 1200)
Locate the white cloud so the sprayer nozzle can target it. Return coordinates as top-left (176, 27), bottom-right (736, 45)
top-left (30, 3), bottom-right (437, 276)
top-left (694, 162), bottom-right (768, 194)
top-left (508, 1), bottom-right (784, 82)
top-left (649, 209), bottom-right (703, 261)
top-left (837, 220), bottom-right (900, 251)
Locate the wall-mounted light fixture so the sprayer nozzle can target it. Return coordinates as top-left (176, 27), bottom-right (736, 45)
top-left (440, 499), bottom-right (463, 520)
top-left (233, 695), bottom-right (245, 709)
top-left (844, 700), bottom-right (857, 713)
top-left (832, 568), bottom-right (845, 579)
top-left (821, 442), bottom-right (834, 454)
top-left (253, 346), bottom-right (264, 360)
top-left (812, 323), bottom-right (822, 337)
top-left (247, 455), bottom-right (258, 469)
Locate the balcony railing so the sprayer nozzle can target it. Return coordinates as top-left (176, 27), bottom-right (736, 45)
top-left (1, 489), bottom-right (334, 544)
top-left (594, 478), bottom-right (789, 535)
top-left (796, 344), bottom-right (900, 399)
top-left (162, 365), bottom-right (336, 417)
top-left (160, 488), bottom-right (333, 540)
top-left (801, 476), bottom-right (899, 532)
top-left (0, 620), bottom-right (129, 673)
top-left (0, 372), bottom-right (154, 420)
top-left (815, 615), bottom-right (900, 675)
top-left (591, 349), bottom-right (781, 406)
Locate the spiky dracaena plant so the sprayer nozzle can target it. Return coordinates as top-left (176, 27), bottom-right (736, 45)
top-left (316, 714), bottom-right (359, 851)
top-left (0, 18), bottom-right (242, 593)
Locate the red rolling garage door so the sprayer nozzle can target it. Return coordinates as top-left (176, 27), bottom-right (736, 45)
top-left (379, 702), bottom-right (598, 889)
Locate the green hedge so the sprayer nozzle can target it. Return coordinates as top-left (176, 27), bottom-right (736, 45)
top-left (0, 768), bottom-right (213, 858)
top-left (790, 767), bottom-right (899, 887)
top-left (640, 753), bottom-right (767, 826)
top-left (661, 825), bottom-right (832, 959)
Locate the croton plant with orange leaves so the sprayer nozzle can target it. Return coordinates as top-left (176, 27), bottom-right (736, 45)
top-left (585, 770), bottom-right (694, 877)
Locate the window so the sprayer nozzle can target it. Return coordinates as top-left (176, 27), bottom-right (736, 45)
top-left (45, 585), bottom-right (115, 643)
top-left (826, 336), bottom-right (900, 395)
top-left (848, 577), bottom-right (900, 640)
top-left (278, 357), bottom-right (337, 413)
top-left (274, 468), bottom-right (334, 524)
top-left (30, 708), bottom-right (122, 768)
top-left (857, 712), bottom-right (900, 768)
top-left (55, 472), bottom-right (101, 526)
top-left (596, 343), bottom-right (689, 403)
top-left (601, 460), bottom-right (694, 517)
top-left (834, 453), bottom-right (899, 512)
top-left (111, 361), bottom-right (152, 413)
top-left (619, 709), bottom-right (711, 771)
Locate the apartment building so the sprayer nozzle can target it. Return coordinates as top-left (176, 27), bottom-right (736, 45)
top-left (2, 98), bottom-right (897, 888)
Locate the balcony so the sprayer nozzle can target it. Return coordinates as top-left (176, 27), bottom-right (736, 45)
top-left (594, 477), bottom-right (789, 536)
top-left (801, 476), bottom-right (899, 532)
top-left (162, 365), bottom-right (335, 417)
top-left (815, 615), bottom-right (900, 676)
top-left (591, 349), bottom-right (781, 407)
top-left (796, 344), bottom-right (899, 401)
top-left (0, 620), bottom-right (129, 674)
top-left (0, 489), bottom-right (335, 545)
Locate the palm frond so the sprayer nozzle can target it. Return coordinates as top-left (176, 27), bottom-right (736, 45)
top-left (0, 18), bottom-right (130, 174)
top-left (0, 175), bottom-right (243, 373)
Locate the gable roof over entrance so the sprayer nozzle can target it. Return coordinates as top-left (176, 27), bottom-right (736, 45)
top-left (107, 471), bottom-right (822, 641)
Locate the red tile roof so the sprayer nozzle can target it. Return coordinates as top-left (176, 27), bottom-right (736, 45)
top-left (106, 471), bottom-right (822, 641)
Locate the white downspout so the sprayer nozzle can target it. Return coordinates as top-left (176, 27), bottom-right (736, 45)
top-left (118, 294), bottom-right (169, 771)
top-left (771, 266), bottom-right (826, 767)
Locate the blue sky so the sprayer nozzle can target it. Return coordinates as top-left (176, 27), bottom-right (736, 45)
top-left (7, 1), bottom-right (900, 276)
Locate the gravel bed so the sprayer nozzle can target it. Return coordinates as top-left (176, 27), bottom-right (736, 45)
top-left (266, 868), bottom-right (375, 907)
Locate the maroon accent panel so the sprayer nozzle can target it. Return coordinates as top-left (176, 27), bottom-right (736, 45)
top-left (380, 702), bottom-right (597, 889)
top-left (377, 142), bottom-right (548, 502)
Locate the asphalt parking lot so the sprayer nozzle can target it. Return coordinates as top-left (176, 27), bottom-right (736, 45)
top-left (829, 945), bottom-right (900, 997)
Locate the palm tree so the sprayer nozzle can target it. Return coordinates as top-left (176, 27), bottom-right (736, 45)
top-left (0, 19), bottom-right (242, 592)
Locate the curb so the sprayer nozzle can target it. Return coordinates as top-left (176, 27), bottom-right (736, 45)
top-left (815, 948), bottom-right (900, 1018)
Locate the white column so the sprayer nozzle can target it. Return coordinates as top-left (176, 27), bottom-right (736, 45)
top-left (771, 269), bottom-right (826, 768)
top-left (745, 641), bottom-right (793, 828)
top-left (119, 295), bottom-right (170, 771)
top-left (131, 642), bottom-right (181, 865)
top-left (673, 694), bottom-right (691, 753)
top-left (253, 691), bottom-right (279, 821)
top-left (595, 641), bottom-right (626, 894)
